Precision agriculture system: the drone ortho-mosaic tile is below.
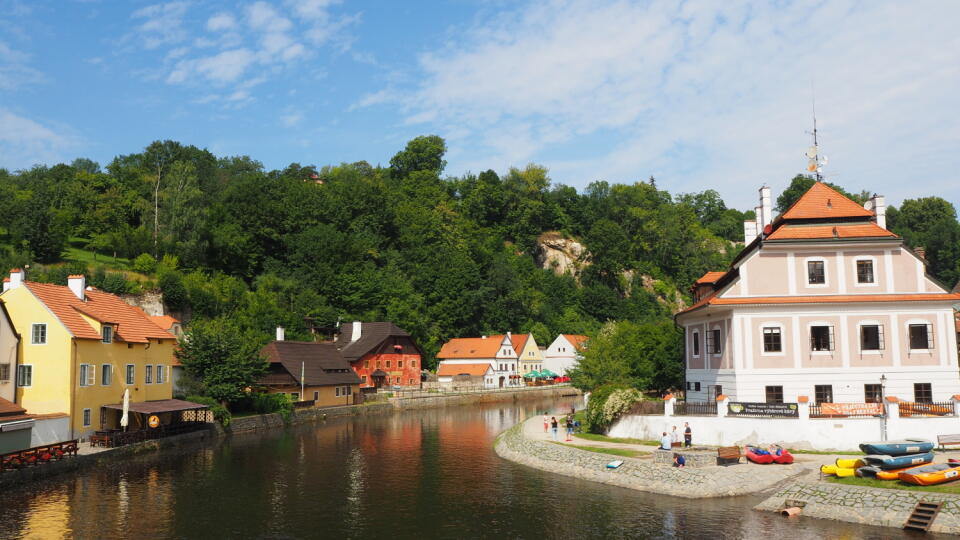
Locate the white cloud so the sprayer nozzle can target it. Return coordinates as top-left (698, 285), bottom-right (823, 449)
top-left (0, 39), bottom-right (44, 90)
top-left (366, 0), bottom-right (960, 209)
top-left (280, 112), bottom-right (303, 127)
top-left (0, 109), bottom-right (78, 170)
top-left (168, 48), bottom-right (257, 84)
top-left (131, 1), bottom-right (190, 49)
top-left (206, 12), bottom-right (236, 32)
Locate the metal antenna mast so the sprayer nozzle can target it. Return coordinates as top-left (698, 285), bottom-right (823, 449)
top-left (805, 93), bottom-right (827, 181)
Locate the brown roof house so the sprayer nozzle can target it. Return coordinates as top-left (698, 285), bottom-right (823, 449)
top-left (259, 327), bottom-right (361, 407)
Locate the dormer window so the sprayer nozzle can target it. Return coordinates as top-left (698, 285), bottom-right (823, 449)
top-left (102, 326), bottom-right (113, 344)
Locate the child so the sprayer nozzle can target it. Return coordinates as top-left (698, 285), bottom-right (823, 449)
top-left (673, 454), bottom-right (686, 468)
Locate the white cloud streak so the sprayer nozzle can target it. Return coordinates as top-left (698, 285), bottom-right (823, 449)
top-left (131, 1), bottom-right (191, 49)
top-left (364, 0), bottom-right (960, 209)
top-left (0, 109), bottom-right (78, 170)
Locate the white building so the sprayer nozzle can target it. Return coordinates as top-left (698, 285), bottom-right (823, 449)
top-left (676, 182), bottom-right (960, 404)
top-left (435, 334), bottom-right (521, 388)
top-left (543, 334), bottom-right (588, 376)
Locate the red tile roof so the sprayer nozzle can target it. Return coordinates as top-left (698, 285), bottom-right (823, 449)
top-left (437, 336), bottom-right (508, 359)
top-left (563, 334), bottom-right (589, 351)
top-left (511, 333), bottom-right (529, 353)
top-left (437, 363), bottom-right (491, 377)
top-left (25, 282), bottom-right (174, 343)
top-left (695, 271), bottom-right (727, 284)
top-left (149, 315), bottom-right (180, 331)
top-left (678, 293), bottom-right (960, 316)
top-left (781, 182), bottom-right (875, 220)
top-left (0, 397), bottom-right (33, 423)
top-left (766, 223), bottom-right (897, 241)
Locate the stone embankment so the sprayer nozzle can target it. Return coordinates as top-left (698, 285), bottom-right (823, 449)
top-left (495, 416), bottom-right (806, 498)
top-left (755, 480), bottom-right (960, 534)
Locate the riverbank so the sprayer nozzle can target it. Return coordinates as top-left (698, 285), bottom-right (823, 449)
top-left (494, 415), bottom-right (808, 498)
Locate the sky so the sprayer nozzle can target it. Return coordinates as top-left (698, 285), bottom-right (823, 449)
top-left (1, 0), bottom-right (958, 211)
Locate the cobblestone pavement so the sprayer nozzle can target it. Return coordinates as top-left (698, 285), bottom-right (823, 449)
top-left (497, 416), bottom-right (809, 498)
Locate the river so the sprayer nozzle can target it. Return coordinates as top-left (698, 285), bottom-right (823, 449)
top-left (0, 396), bottom-right (938, 539)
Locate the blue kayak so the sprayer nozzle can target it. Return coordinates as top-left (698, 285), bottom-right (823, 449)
top-left (863, 451), bottom-right (934, 470)
top-left (859, 439), bottom-right (934, 456)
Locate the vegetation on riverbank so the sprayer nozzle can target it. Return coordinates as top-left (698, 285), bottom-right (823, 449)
top-left (553, 442), bottom-right (648, 458)
top-left (826, 476), bottom-right (960, 495)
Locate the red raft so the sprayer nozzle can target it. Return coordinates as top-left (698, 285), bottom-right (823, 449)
top-left (746, 446), bottom-right (794, 464)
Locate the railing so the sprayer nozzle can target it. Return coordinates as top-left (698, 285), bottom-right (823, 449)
top-left (1, 440), bottom-right (79, 472)
top-left (673, 400), bottom-right (717, 416)
top-left (809, 402), bottom-right (883, 418)
top-left (900, 401), bottom-right (955, 417)
top-left (90, 422), bottom-right (209, 448)
top-left (629, 400), bottom-right (665, 415)
top-left (293, 400), bottom-right (316, 409)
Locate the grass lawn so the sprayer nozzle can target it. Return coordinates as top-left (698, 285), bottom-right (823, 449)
top-left (65, 237), bottom-right (132, 271)
top-left (553, 442), bottom-right (648, 458)
top-left (573, 432), bottom-right (659, 446)
top-left (826, 475), bottom-right (960, 494)
top-left (788, 449), bottom-right (864, 456)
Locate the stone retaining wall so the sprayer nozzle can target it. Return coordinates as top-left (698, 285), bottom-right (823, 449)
top-left (652, 448), bottom-right (715, 468)
top-left (495, 421), bottom-right (804, 498)
top-left (755, 480), bottom-right (960, 534)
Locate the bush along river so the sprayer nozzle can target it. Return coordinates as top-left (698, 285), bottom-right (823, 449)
top-left (0, 396), bottom-right (938, 539)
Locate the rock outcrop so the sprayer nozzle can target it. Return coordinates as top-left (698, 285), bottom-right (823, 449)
top-left (535, 232), bottom-right (588, 277)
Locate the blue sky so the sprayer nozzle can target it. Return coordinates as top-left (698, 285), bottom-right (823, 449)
top-left (1, 0), bottom-right (958, 211)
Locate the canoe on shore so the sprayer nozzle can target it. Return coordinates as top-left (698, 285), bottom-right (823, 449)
top-left (863, 451), bottom-right (934, 470)
top-left (859, 439), bottom-right (934, 456)
top-left (899, 463), bottom-right (960, 486)
top-left (875, 465), bottom-right (923, 480)
top-left (836, 458), bottom-right (865, 469)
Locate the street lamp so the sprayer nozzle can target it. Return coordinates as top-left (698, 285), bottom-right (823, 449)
top-left (880, 374), bottom-right (888, 441)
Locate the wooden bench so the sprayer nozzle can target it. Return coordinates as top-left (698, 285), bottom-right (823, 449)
top-left (717, 446), bottom-right (742, 466)
top-left (938, 434), bottom-right (960, 449)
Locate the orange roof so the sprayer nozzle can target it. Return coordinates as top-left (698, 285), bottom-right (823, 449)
top-left (695, 271), bottom-right (727, 284)
top-left (781, 182), bottom-right (875, 220)
top-left (437, 363), bottom-right (491, 377)
top-left (25, 282), bottom-right (175, 343)
top-left (679, 292), bottom-right (960, 315)
top-left (150, 315), bottom-right (180, 330)
top-left (563, 334), bottom-right (589, 351)
top-left (437, 335), bottom-right (507, 359)
top-left (511, 333), bottom-right (528, 353)
top-left (766, 223), bottom-right (897, 241)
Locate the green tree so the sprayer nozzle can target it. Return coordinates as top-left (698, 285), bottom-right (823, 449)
top-left (175, 317), bottom-right (268, 405)
top-left (389, 135), bottom-right (447, 178)
top-left (569, 320), bottom-right (683, 393)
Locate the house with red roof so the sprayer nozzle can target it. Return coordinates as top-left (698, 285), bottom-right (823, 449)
top-left (543, 334), bottom-right (588, 376)
top-left (336, 321), bottom-right (424, 389)
top-left (676, 183), bottom-right (960, 404)
top-left (1, 272), bottom-right (182, 439)
top-left (436, 334), bottom-right (520, 388)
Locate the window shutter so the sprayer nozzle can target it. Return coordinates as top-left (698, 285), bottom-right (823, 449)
top-left (878, 325), bottom-right (885, 350)
top-left (927, 323), bottom-right (935, 349)
top-left (828, 326), bottom-right (835, 351)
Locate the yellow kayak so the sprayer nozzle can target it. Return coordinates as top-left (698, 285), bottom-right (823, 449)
top-left (835, 458), bottom-right (865, 469)
top-left (820, 464), bottom-right (837, 475)
top-left (835, 467), bottom-right (856, 477)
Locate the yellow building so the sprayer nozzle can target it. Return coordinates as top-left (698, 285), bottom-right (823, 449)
top-left (512, 333), bottom-right (543, 375)
top-left (1, 271), bottom-right (176, 439)
top-left (259, 337), bottom-right (361, 407)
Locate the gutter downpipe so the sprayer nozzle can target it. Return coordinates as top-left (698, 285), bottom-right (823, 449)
top-left (70, 338), bottom-right (78, 441)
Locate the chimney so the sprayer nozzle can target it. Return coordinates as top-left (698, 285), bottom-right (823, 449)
top-left (743, 220), bottom-right (758, 244)
top-left (759, 186), bottom-right (772, 229)
top-left (865, 194), bottom-right (886, 230)
top-left (754, 206), bottom-right (763, 234)
top-left (276, 326), bottom-right (285, 341)
top-left (351, 321), bottom-right (362, 342)
top-left (7, 269), bottom-right (23, 291)
top-left (67, 275), bottom-right (86, 300)
top-left (916, 246), bottom-right (926, 261)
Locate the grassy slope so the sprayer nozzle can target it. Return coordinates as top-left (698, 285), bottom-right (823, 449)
top-left (826, 475), bottom-right (960, 494)
top-left (552, 442), bottom-right (649, 458)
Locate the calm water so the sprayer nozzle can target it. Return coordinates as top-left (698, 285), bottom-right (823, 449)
top-left (0, 398), bottom-right (938, 539)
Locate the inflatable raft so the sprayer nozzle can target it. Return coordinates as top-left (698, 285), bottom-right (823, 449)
top-left (875, 465), bottom-right (921, 480)
top-left (899, 463), bottom-right (960, 486)
top-left (836, 458), bottom-right (865, 469)
top-left (859, 439), bottom-right (934, 456)
top-left (773, 449), bottom-right (794, 465)
top-left (745, 447), bottom-right (775, 464)
top-left (863, 452), bottom-right (934, 470)
top-left (835, 467), bottom-right (855, 477)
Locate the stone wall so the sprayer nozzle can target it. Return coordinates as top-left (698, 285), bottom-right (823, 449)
top-left (755, 480), bottom-right (960, 534)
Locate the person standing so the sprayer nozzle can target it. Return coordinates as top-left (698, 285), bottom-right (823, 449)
top-left (564, 416), bottom-right (573, 441)
top-left (684, 422), bottom-right (692, 447)
top-left (670, 425), bottom-right (680, 448)
top-left (551, 417), bottom-right (559, 441)
top-left (543, 414), bottom-right (549, 434)
top-left (660, 431), bottom-right (672, 451)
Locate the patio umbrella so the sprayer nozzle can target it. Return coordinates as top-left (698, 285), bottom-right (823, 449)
top-left (523, 370), bottom-right (540, 379)
top-left (120, 388), bottom-right (130, 430)
top-left (539, 369), bottom-right (558, 378)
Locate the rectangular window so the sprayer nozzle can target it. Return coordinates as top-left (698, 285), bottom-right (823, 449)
top-left (126, 365), bottom-right (135, 385)
top-left (82, 408), bottom-right (91, 427)
top-left (814, 385), bottom-right (833, 404)
top-left (865, 384), bottom-right (883, 403)
top-left (692, 332), bottom-right (700, 356)
top-left (914, 383), bottom-right (933, 403)
top-left (385, 360), bottom-right (391, 368)
top-left (156, 365), bottom-right (165, 384)
top-left (856, 260), bottom-right (874, 284)
top-left (765, 385), bottom-right (784, 404)
top-left (810, 326), bottom-right (834, 351)
top-left (411, 360), bottom-right (417, 368)
top-left (16, 365), bottom-right (32, 387)
top-left (336, 387), bottom-right (341, 397)
top-left (364, 360), bottom-right (370, 368)
top-left (346, 386), bottom-right (352, 395)
top-left (31, 323), bottom-right (47, 344)
top-left (807, 261), bottom-right (825, 284)
top-left (361, 375), bottom-right (366, 383)
top-left (398, 360), bottom-right (403, 368)
top-left (708, 329), bottom-right (721, 354)
top-left (909, 324), bottom-right (934, 350)
top-left (860, 325), bottom-right (884, 351)
top-left (0, 363), bottom-right (9, 382)
top-left (313, 391), bottom-right (319, 401)
top-left (145, 365), bottom-right (153, 384)
top-left (79, 364), bottom-right (95, 387)
top-left (101, 364), bottom-right (112, 386)
top-left (694, 382), bottom-right (701, 392)
top-left (762, 327), bottom-right (782, 352)
top-left (102, 325), bottom-right (113, 343)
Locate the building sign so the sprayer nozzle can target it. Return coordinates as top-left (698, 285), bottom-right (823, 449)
top-left (818, 403), bottom-right (883, 417)
top-left (727, 402), bottom-right (799, 417)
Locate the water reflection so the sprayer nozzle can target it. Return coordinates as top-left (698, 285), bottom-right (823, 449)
top-left (0, 398), bottom-right (945, 539)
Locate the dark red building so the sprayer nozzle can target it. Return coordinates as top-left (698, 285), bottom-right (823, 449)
top-left (337, 322), bottom-right (424, 389)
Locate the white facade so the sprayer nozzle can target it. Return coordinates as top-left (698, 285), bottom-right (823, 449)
top-left (543, 334), bottom-right (587, 376)
top-left (436, 334), bottom-right (521, 388)
top-left (678, 183), bottom-right (960, 404)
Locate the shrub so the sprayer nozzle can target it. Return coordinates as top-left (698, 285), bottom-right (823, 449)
top-left (159, 270), bottom-right (188, 311)
top-left (185, 395), bottom-right (231, 427)
top-left (132, 253), bottom-right (157, 273)
top-left (584, 384), bottom-right (643, 434)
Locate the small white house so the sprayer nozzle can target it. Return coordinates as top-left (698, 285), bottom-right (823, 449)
top-left (436, 334), bottom-right (521, 388)
top-left (543, 334), bottom-right (588, 376)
